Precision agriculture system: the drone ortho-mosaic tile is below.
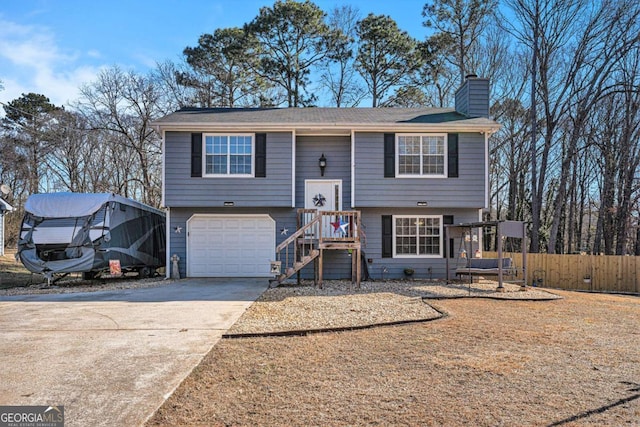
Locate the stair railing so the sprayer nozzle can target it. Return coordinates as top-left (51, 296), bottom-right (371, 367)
top-left (275, 212), bottom-right (321, 279)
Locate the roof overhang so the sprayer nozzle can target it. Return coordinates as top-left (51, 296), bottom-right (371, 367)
top-left (152, 121), bottom-right (501, 135)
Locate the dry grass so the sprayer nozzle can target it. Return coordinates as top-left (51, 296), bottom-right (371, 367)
top-left (148, 289), bottom-right (640, 426)
top-left (0, 248), bottom-right (165, 294)
top-left (0, 248), bottom-right (46, 289)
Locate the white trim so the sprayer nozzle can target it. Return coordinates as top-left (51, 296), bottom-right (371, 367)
top-left (291, 130), bottom-right (296, 208)
top-left (395, 133), bottom-right (448, 178)
top-left (202, 133), bottom-right (255, 178)
top-left (392, 215), bottom-right (443, 258)
top-left (165, 208), bottom-right (171, 279)
top-left (185, 214), bottom-right (276, 278)
top-left (351, 129), bottom-right (355, 209)
top-left (161, 130), bottom-right (166, 207)
top-left (484, 131), bottom-right (489, 209)
top-left (153, 123), bottom-right (500, 134)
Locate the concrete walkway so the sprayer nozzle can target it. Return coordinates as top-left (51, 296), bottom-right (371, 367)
top-left (0, 278), bottom-right (268, 426)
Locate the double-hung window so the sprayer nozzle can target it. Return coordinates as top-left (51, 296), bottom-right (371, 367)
top-left (393, 215), bottom-right (442, 257)
top-left (204, 134), bottom-right (254, 177)
top-left (397, 134), bottom-right (447, 177)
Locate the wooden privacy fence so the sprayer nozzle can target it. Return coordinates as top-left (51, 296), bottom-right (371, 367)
top-left (483, 252), bottom-right (640, 294)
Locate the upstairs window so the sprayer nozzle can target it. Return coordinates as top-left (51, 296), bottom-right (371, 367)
top-left (204, 134), bottom-right (254, 177)
top-left (396, 134), bottom-right (447, 177)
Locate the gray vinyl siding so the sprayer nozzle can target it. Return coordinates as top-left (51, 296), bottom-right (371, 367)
top-left (295, 136), bottom-right (351, 208)
top-left (455, 78), bottom-right (490, 118)
top-left (168, 207), bottom-right (296, 278)
top-left (164, 131), bottom-right (293, 207)
top-left (168, 206), bottom-right (351, 280)
top-left (455, 89), bottom-right (469, 117)
top-left (168, 207), bottom-right (481, 280)
top-left (354, 132), bottom-right (486, 208)
top-left (360, 207), bottom-right (481, 280)
top-left (294, 135), bottom-right (353, 280)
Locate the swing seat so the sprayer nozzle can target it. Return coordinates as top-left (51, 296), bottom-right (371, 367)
top-left (455, 258), bottom-right (514, 277)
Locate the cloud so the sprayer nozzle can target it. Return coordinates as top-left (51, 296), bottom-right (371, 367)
top-left (0, 18), bottom-right (101, 107)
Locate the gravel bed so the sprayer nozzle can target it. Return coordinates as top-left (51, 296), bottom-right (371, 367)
top-left (226, 279), bottom-right (560, 335)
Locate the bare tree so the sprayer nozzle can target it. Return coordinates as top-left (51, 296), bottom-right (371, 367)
top-left (423, 0), bottom-right (498, 85)
top-left (501, 0), bottom-right (583, 252)
top-left (546, 0), bottom-right (640, 253)
top-left (319, 5), bottom-right (366, 107)
top-left (76, 66), bottom-right (163, 206)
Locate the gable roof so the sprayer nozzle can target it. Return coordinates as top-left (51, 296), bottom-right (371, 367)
top-left (152, 107), bottom-right (500, 134)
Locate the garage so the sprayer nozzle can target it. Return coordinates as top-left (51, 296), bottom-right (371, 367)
top-left (186, 214), bottom-right (275, 277)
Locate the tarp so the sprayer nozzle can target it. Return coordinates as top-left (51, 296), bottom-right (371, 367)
top-left (19, 192), bottom-right (165, 278)
top-left (24, 192), bottom-right (164, 218)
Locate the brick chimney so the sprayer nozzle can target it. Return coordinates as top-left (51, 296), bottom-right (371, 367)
top-left (455, 74), bottom-right (490, 118)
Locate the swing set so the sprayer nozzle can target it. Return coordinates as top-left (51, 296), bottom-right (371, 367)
top-left (444, 220), bottom-right (527, 292)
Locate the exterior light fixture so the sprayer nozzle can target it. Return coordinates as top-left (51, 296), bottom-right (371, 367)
top-left (319, 153), bottom-right (327, 177)
top-left (417, 201), bottom-right (428, 207)
top-left (223, 201), bottom-right (235, 206)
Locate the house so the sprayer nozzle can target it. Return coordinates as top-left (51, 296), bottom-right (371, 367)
top-left (152, 76), bottom-right (500, 282)
top-left (0, 197), bottom-right (14, 256)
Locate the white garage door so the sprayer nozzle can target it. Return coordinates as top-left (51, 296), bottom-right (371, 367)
top-left (187, 215), bottom-right (275, 277)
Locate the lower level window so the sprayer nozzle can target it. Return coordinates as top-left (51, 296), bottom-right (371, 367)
top-left (394, 215), bottom-right (442, 257)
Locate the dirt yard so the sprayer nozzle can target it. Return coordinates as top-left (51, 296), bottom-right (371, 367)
top-left (0, 249), bottom-right (46, 288)
top-left (0, 249), bottom-right (166, 294)
top-left (147, 288), bottom-right (640, 426)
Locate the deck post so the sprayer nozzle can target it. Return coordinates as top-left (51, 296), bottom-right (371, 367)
top-left (318, 248), bottom-right (324, 289)
top-left (314, 257), bottom-right (319, 287)
top-left (497, 222), bottom-right (504, 292)
top-left (356, 248), bottom-right (361, 288)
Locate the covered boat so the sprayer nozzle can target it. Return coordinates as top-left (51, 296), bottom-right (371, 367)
top-left (18, 193), bottom-right (165, 279)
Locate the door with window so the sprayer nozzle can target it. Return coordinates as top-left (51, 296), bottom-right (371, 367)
top-left (304, 180), bottom-right (342, 238)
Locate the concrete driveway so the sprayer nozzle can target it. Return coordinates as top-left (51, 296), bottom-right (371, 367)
top-left (0, 278), bottom-right (268, 426)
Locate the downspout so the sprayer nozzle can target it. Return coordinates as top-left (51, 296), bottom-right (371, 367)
top-left (484, 130), bottom-right (490, 210)
top-left (351, 129), bottom-right (355, 209)
top-left (165, 208), bottom-right (171, 279)
top-left (292, 129), bottom-right (296, 208)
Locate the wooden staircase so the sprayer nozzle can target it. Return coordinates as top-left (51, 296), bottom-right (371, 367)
top-left (272, 209), bottom-right (362, 287)
top-left (273, 213), bottom-right (321, 283)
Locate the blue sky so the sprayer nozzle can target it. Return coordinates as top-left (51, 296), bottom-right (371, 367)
top-left (0, 0), bottom-right (432, 109)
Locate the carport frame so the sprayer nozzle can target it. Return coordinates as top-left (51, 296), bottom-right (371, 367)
top-left (445, 220), bottom-right (527, 291)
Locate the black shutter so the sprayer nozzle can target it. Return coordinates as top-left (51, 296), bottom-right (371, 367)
top-left (191, 133), bottom-right (202, 177)
top-left (443, 215), bottom-right (454, 258)
top-left (384, 133), bottom-right (395, 178)
top-left (447, 133), bottom-right (459, 178)
top-left (255, 133), bottom-right (267, 178)
top-left (382, 215), bottom-right (393, 258)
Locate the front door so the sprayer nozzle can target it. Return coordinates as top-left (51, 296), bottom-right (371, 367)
top-left (305, 180), bottom-right (342, 238)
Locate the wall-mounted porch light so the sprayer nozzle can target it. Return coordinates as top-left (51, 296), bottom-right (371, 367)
top-left (319, 153), bottom-right (327, 177)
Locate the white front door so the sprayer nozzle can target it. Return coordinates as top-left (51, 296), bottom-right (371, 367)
top-left (305, 180), bottom-right (342, 238)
